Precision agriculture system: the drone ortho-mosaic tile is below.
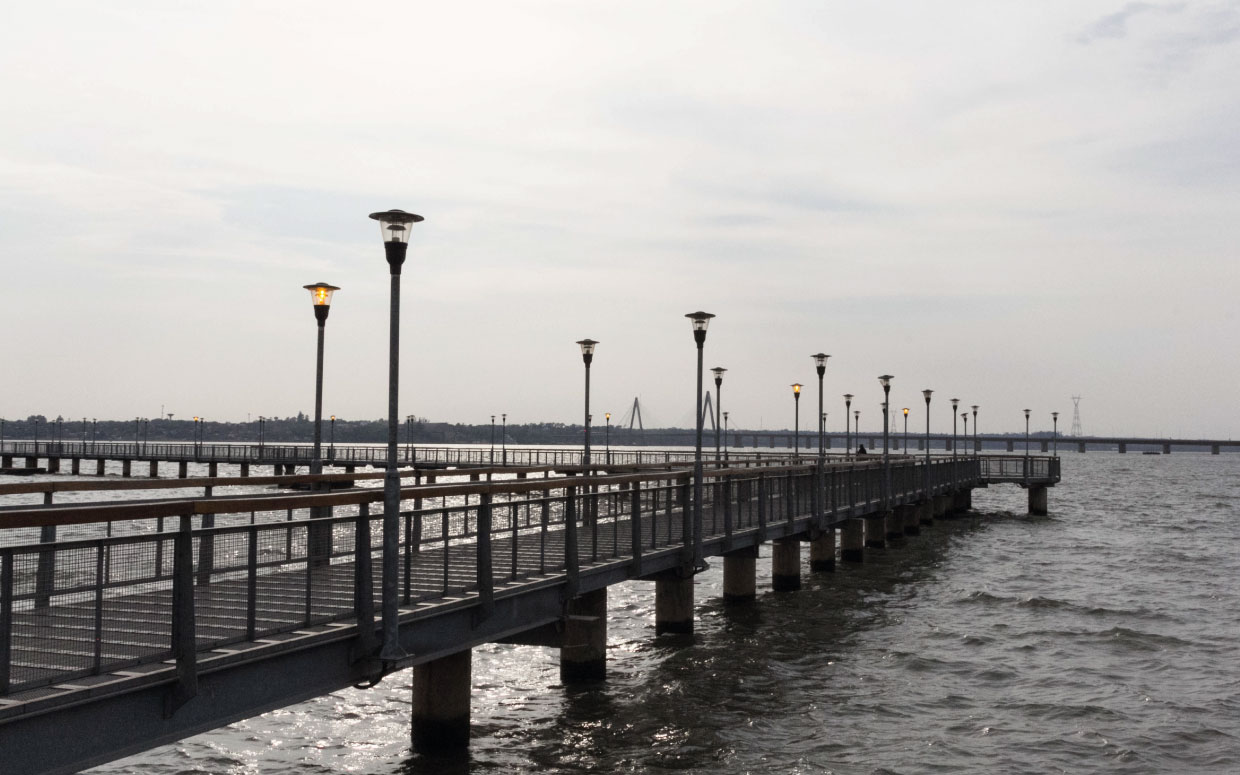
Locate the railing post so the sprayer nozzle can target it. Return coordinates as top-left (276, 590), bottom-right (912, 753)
top-left (0, 549), bottom-right (12, 694)
top-left (246, 526), bottom-right (258, 641)
top-left (681, 478), bottom-right (694, 568)
top-left (757, 472), bottom-right (768, 540)
top-left (630, 482), bottom-right (643, 576)
top-left (166, 514), bottom-right (198, 717)
top-left (564, 485), bottom-right (579, 599)
top-left (476, 492), bottom-right (494, 621)
top-left (93, 541), bottom-right (105, 674)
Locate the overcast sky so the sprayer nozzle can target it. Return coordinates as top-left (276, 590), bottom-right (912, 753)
top-left (2, 1), bottom-right (1237, 439)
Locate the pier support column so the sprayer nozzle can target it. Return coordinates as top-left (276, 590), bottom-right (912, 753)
top-left (840, 519), bottom-right (864, 562)
top-left (723, 547), bottom-right (758, 602)
top-left (240, 463), bottom-right (249, 477)
top-left (178, 461), bottom-right (188, 478)
top-left (561, 588), bottom-right (606, 683)
top-left (24, 456), bottom-right (37, 469)
top-left (864, 513), bottom-right (887, 549)
top-left (0, 454), bottom-right (10, 468)
top-left (655, 572), bottom-right (694, 635)
top-left (208, 462), bottom-right (218, 477)
top-left (411, 649), bottom-right (472, 753)
top-left (47, 457), bottom-right (61, 473)
top-left (897, 504), bottom-right (919, 536)
top-left (71, 458), bottom-right (80, 475)
top-left (1118, 443), bottom-right (1127, 454)
top-left (772, 537), bottom-right (801, 591)
top-left (919, 499), bottom-right (934, 526)
top-left (1212, 445), bottom-right (1220, 455)
top-left (885, 510), bottom-right (904, 542)
top-left (122, 459), bottom-right (131, 477)
top-left (149, 460), bottom-right (158, 477)
top-left (809, 529), bottom-right (835, 572)
top-left (96, 459), bottom-right (105, 475)
top-left (933, 495), bottom-right (949, 518)
top-left (1078, 442), bottom-right (1086, 453)
top-left (1006, 440), bottom-right (1014, 452)
top-left (1162, 444), bottom-right (1171, 454)
top-left (1028, 485), bottom-right (1048, 516)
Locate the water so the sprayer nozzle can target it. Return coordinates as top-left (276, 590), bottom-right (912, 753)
top-left (26, 452), bottom-right (1240, 773)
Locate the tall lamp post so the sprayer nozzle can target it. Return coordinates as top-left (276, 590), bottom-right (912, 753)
top-left (369, 207), bottom-right (423, 662)
top-left (813, 354), bottom-right (830, 525)
top-left (1052, 411), bottom-right (1059, 457)
top-left (791, 383), bottom-right (803, 457)
top-left (604, 412), bottom-right (610, 465)
top-left (844, 394), bottom-right (854, 458)
top-left (854, 410), bottom-right (860, 451)
top-left (922, 390), bottom-right (933, 496)
top-left (902, 407), bottom-right (909, 454)
top-left (686, 311), bottom-right (714, 570)
top-left (722, 411), bottom-right (729, 460)
top-left (576, 339), bottom-right (598, 467)
top-left (962, 411), bottom-right (969, 462)
top-left (878, 375), bottom-right (893, 510)
top-left (502, 413), bottom-right (507, 465)
top-left (712, 367), bottom-right (726, 462)
top-left (1024, 408), bottom-right (1031, 483)
top-left (303, 282), bottom-right (339, 476)
top-left (971, 405), bottom-right (979, 455)
top-left (330, 415), bottom-right (336, 459)
top-left (490, 415), bottom-right (495, 462)
top-left (950, 398), bottom-right (960, 460)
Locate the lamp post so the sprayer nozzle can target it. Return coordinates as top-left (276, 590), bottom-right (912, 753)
top-left (813, 354), bottom-right (829, 525)
top-left (844, 394), bottom-right (853, 458)
top-left (490, 415), bottom-right (495, 463)
top-left (971, 405), bottom-right (979, 455)
top-left (576, 339), bottom-right (598, 467)
top-left (854, 409), bottom-right (860, 451)
top-left (502, 413), bottom-right (507, 465)
top-left (723, 411), bottom-right (729, 460)
top-left (878, 375), bottom-right (893, 510)
top-left (604, 412), bottom-right (611, 464)
top-left (1052, 411), bottom-right (1059, 457)
top-left (303, 281), bottom-right (339, 476)
top-left (922, 390), bottom-right (933, 496)
top-left (369, 207), bottom-right (423, 663)
top-left (91, 418), bottom-right (97, 449)
top-left (962, 412), bottom-right (969, 461)
top-left (902, 407), bottom-right (909, 454)
top-left (1024, 408), bottom-right (1031, 482)
top-left (950, 398), bottom-right (960, 460)
top-left (81, 417), bottom-right (87, 449)
top-left (791, 383), bottom-right (803, 457)
top-left (687, 311), bottom-right (714, 570)
top-left (258, 416), bottom-right (265, 457)
top-left (712, 367), bottom-right (726, 462)
top-left (330, 415), bottom-right (336, 459)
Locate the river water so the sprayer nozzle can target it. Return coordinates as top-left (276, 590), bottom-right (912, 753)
top-left (39, 451), bottom-right (1237, 773)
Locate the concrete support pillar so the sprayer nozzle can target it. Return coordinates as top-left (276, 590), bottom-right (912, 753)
top-left (919, 499), bottom-right (934, 526)
top-left (149, 460), bottom-right (158, 477)
top-left (208, 462), bottom-right (218, 477)
top-left (933, 495), bottom-right (949, 518)
top-left (178, 461), bottom-right (188, 478)
top-left (240, 462), bottom-right (249, 477)
top-left (1078, 442), bottom-right (1086, 453)
top-left (0, 454), bottom-right (10, 468)
top-left (1212, 445), bottom-right (1220, 455)
top-left (1118, 443), bottom-right (1127, 454)
top-left (809, 530), bottom-right (835, 572)
top-left (1162, 444), bottom-right (1171, 454)
top-left (70, 458), bottom-right (80, 475)
top-left (1006, 439), bottom-right (1015, 452)
top-left (561, 588), bottom-right (606, 683)
top-left (864, 513), bottom-right (887, 549)
top-left (1028, 485), bottom-right (1048, 515)
top-left (897, 504), bottom-right (919, 536)
top-left (772, 537), bottom-right (801, 591)
top-left (24, 456), bottom-right (37, 469)
top-left (96, 459), bottom-right (105, 475)
top-left (346, 465), bottom-right (356, 474)
top-left (411, 649), bottom-right (472, 753)
top-left (655, 573), bottom-right (694, 635)
top-left (722, 548), bottom-right (757, 602)
top-left (885, 510), bottom-right (904, 541)
top-left (47, 457), bottom-right (61, 473)
top-left (840, 519), bottom-right (865, 562)
top-left (1040, 440), bottom-right (1048, 453)
top-left (122, 459), bottom-right (131, 477)
top-left (917, 438), bottom-right (924, 451)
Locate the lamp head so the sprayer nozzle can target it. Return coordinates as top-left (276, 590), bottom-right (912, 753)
top-left (576, 338), bottom-right (598, 364)
top-left (922, 389), bottom-right (933, 403)
top-left (791, 383), bottom-right (803, 396)
top-left (368, 209), bottom-right (423, 244)
top-left (812, 353), bottom-right (830, 374)
top-left (903, 407), bottom-right (909, 417)
top-left (950, 398), bottom-right (959, 409)
top-left (711, 367), bottom-right (727, 382)
top-left (1024, 408), bottom-right (1031, 419)
top-left (878, 374), bottom-right (893, 389)
top-left (1052, 411), bottom-right (1059, 420)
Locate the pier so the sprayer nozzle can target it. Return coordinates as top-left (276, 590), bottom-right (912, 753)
top-left (0, 451), bottom-right (1057, 774)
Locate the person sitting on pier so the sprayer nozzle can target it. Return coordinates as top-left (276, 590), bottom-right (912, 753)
top-left (857, 444), bottom-right (867, 456)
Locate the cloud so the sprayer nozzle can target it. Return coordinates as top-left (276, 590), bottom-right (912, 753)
top-left (1076, 2), bottom-right (1186, 44)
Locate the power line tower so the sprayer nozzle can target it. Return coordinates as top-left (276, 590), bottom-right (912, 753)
top-left (1070, 395), bottom-right (1083, 437)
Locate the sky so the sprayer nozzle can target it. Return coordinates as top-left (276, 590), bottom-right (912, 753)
top-left (1, 1), bottom-right (1237, 439)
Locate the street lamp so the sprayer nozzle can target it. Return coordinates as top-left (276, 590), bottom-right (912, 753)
top-left (369, 206), bottom-right (423, 663)
top-left (330, 415), bottom-right (336, 459)
top-left (686, 311), bottom-right (714, 570)
top-left (812, 354), bottom-right (829, 460)
top-left (962, 411), bottom-right (969, 460)
top-left (576, 339), bottom-right (598, 467)
top-left (303, 281), bottom-right (339, 476)
top-left (604, 412), bottom-right (611, 464)
top-left (722, 411), bottom-right (729, 460)
top-left (490, 414), bottom-right (495, 462)
top-left (950, 398), bottom-right (960, 460)
top-left (791, 383), bottom-right (803, 456)
top-left (1024, 407), bottom-right (1031, 461)
top-left (970, 405), bottom-right (978, 455)
top-left (1052, 411), bottom-right (1059, 457)
top-left (854, 409), bottom-right (860, 451)
top-left (902, 407), bottom-right (909, 454)
top-left (844, 394), bottom-right (854, 458)
top-left (878, 375), bottom-right (893, 510)
top-left (712, 367), bottom-right (727, 462)
top-left (502, 413), bottom-right (507, 465)
top-left (922, 390), bottom-right (933, 496)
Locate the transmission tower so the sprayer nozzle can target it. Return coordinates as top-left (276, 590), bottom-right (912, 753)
top-left (1070, 395), bottom-right (1083, 437)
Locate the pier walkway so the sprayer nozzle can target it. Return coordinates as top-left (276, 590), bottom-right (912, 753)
top-left (0, 454), bottom-right (1058, 774)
